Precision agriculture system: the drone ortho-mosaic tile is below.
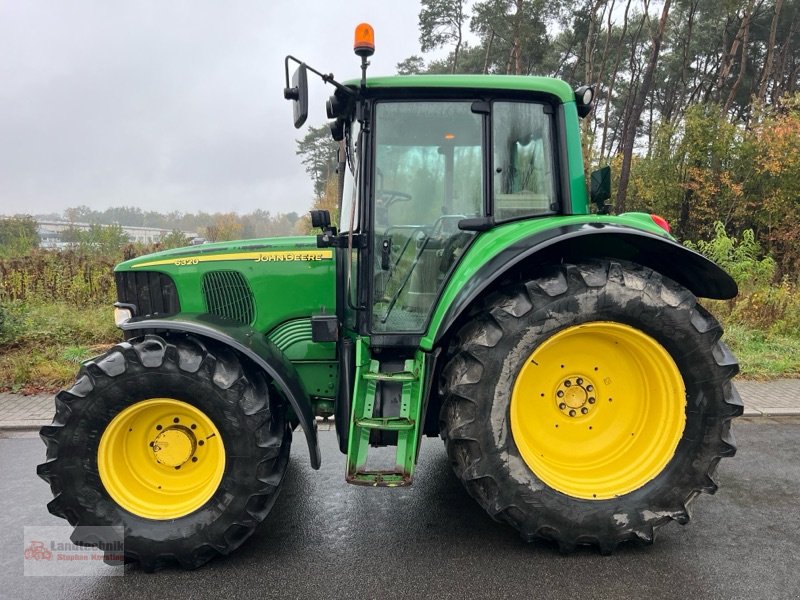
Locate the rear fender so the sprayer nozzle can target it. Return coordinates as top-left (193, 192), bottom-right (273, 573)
top-left (424, 222), bottom-right (737, 349)
top-left (121, 314), bottom-right (321, 469)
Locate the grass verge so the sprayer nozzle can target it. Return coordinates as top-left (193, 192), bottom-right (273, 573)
top-left (722, 323), bottom-right (800, 380)
top-left (0, 302), bottom-right (122, 393)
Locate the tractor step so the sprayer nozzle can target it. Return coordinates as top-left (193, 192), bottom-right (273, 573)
top-left (362, 370), bottom-right (418, 382)
top-left (355, 417), bottom-right (416, 431)
top-left (346, 339), bottom-right (428, 487)
top-left (348, 471), bottom-right (410, 487)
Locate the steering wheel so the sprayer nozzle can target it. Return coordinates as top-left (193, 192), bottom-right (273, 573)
top-left (375, 190), bottom-right (412, 226)
top-left (376, 190), bottom-right (412, 207)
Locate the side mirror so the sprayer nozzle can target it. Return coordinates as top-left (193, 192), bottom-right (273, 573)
top-left (590, 166), bottom-right (611, 214)
top-left (283, 63), bottom-right (308, 129)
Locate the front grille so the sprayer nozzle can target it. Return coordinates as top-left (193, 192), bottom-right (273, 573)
top-left (115, 271), bottom-right (180, 318)
top-left (202, 270), bottom-right (255, 325)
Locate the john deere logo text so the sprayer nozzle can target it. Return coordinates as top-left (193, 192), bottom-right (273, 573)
top-left (132, 250), bottom-right (334, 269)
top-left (255, 251), bottom-right (328, 262)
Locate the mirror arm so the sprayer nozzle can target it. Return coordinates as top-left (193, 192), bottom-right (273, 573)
top-left (284, 55), bottom-right (355, 98)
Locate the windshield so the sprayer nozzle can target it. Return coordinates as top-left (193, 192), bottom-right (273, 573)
top-left (371, 101), bottom-right (482, 333)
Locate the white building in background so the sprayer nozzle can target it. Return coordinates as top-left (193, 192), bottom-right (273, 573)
top-left (36, 220), bottom-right (198, 248)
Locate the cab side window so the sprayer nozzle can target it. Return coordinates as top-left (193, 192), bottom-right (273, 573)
top-left (492, 102), bottom-right (557, 220)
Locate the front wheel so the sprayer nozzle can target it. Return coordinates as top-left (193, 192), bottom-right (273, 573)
top-left (440, 260), bottom-right (742, 552)
top-left (37, 334), bottom-right (291, 570)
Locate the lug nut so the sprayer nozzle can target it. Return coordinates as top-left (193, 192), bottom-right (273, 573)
top-left (576, 377), bottom-right (583, 385)
top-left (586, 385), bottom-right (594, 392)
top-left (564, 380), bottom-right (572, 387)
top-left (559, 403), bottom-right (567, 410)
top-left (569, 409), bottom-right (576, 417)
top-left (557, 390), bottom-right (564, 398)
top-left (581, 407), bottom-right (588, 414)
top-left (588, 397), bottom-right (596, 404)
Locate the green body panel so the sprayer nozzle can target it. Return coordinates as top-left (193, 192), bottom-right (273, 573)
top-left (562, 101), bottom-right (590, 214)
top-left (420, 212), bottom-right (671, 350)
top-left (116, 236), bottom-right (338, 399)
top-left (267, 318), bottom-right (336, 361)
top-left (267, 318), bottom-right (338, 400)
top-left (294, 363), bottom-right (337, 399)
top-left (117, 236), bottom-right (336, 338)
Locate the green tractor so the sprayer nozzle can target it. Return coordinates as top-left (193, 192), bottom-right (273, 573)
top-left (38, 24), bottom-right (742, 570)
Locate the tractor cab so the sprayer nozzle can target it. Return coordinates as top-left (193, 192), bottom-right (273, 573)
top-left (284, 24), bottom-right (585, 348)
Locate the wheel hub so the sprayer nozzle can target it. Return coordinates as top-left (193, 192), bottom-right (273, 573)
top-left (556, 376), bottom-right (596, 417)
top-left (97, 398), bottom-right (225, 520)
top-left (510, 322), bottom-right (686, 500)
top-left (152, 426), bottom-right (196, 467)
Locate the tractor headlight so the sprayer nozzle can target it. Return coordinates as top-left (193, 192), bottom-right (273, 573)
top-left (113, 303), bottom-right (136, 326)
top-left (575, 85), bottom-right (594, 106)
top-left (574, 85), bottom-right (595, 118)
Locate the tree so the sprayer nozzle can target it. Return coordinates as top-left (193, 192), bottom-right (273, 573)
top-left (749, 94), bottom-right (800, 271)
top-left (614, 0), bottom-right (672, 212)
top-left (425, 42), bottom-right (488, 73)
top-left (396, 55), bottom-right (426, 75)
top-left (471, 0), bottom-right (551, 75)
top-left (757, 0), bottom-right (783, 101)
top-left (160, 229), bottom-right (189, 249)
top-left (63, 205), bottom-right (94, 223)
top-left (0, 215), bottom-right (39, 257)
top-left (419, 0), bottom-right (470, 73)
top-left (296, 175), bottom-right (342, 234)
top-left (204, 213), bottom-right (242, 242)
top-left (295, 124), bottom-right (339, 198)
top-left (81, 224), bottom-right (130, 255)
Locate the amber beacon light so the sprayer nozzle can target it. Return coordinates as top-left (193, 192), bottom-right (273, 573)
top-left (354, 23), bottom-right (375, 57)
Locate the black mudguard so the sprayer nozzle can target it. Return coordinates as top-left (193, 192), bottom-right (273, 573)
top-left (121, 314), bottom-right (321, 469)
top-left (433, 222), bottom-right (738, 346)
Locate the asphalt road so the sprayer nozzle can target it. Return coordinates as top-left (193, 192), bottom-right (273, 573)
top-left (1, 418), bottom-right (798, 599)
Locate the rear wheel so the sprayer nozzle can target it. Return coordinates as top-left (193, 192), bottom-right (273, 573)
top-left (440, 260), bottom-right (742, 552)
top-left (37, 334), bottom-right (291, 570)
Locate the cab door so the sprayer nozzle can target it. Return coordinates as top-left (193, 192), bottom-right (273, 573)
top-left (368, 100), bottom-right (484, 336)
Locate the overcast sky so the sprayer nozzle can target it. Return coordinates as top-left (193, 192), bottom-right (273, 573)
top-left (0, 1), bottom-right (427, 218)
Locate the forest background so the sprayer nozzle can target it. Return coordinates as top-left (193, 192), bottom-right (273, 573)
top-left (1, 0), bottom-right (799, 390)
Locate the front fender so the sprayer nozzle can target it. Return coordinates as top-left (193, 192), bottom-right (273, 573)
top-left (422, 222), bottom-right (737, 350)
top-left (121, 314), bottom-right (321, 469)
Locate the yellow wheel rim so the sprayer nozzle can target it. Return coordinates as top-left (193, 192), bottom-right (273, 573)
top-left (510, 322), bottom-right (686, 500)
top-left (98, 398), bottom-right (226, 519)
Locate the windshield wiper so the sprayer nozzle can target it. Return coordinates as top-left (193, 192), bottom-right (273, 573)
top-left (380, 232), bottom-right (430, 324)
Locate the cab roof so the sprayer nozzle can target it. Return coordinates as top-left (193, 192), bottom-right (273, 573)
top-left (345, 74), bottom-right (575, 104)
